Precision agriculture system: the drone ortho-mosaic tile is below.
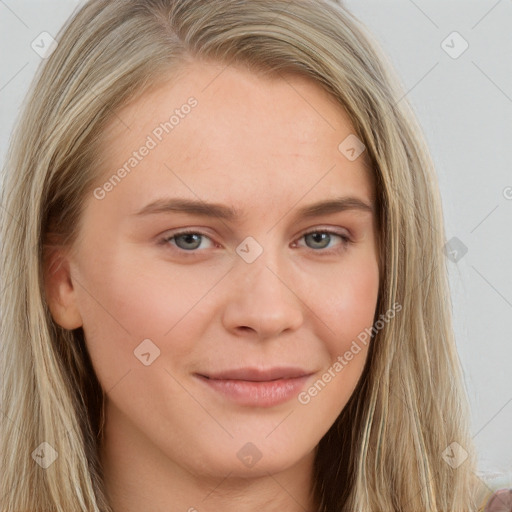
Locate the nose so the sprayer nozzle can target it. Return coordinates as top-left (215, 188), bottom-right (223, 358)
top-left (221, 250), bottom-right (304, 340)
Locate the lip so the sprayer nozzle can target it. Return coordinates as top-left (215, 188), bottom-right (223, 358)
top-left (200, 366), bottom-right (312, 381)
top-left (195, 366), bottom-right (315, 407)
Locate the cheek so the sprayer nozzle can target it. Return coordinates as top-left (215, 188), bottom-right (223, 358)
top-left (296, 260), bottom-right (379, 419)
top-left (73, 251), bottom-right (225, 387)
top-left (315, 258), bottom-right (379, 353)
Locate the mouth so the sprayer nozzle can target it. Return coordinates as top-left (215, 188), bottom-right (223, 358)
top-left (194, 366), bottom-right (315, 407)
top-left (197, 366), bottom-right (313, 382)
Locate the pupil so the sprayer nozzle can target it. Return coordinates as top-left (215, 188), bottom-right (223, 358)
top-left (309, 232), bottom-right (328, 248)
top-left (178, 233), bottom-right (200, 249)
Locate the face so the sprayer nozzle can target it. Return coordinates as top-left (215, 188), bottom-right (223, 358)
top-left (45, 61), bottom-right (380, 479)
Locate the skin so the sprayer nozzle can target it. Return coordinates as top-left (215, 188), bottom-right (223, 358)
top-left (45, 61), bottom-right (380, 512)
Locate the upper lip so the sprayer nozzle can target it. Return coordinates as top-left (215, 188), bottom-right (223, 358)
top-left (197, 366), bottom-right (314, 382)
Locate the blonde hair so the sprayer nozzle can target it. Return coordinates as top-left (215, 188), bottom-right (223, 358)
top-left (0, 0), bottom-right (483, 510)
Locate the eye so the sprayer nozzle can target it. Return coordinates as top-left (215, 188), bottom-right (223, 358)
top-left (296, 229), bottom-right (351, 253)
top-left (159, 230), bottom-right (214, 252)
top-left (158, 227), bottom-right (352, 255)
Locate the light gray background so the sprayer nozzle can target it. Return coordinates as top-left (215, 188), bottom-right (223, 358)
top-left (1, 0), bottom-right (511, 478)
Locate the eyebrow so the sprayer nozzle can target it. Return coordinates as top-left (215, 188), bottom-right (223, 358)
top-left (132, 196), bottom-right (374, 221)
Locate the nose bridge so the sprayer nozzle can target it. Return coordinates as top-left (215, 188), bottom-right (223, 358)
top-left (221, 234), bottom-right (304, 337)
top-left (235, 233), bottom-right (290, 295)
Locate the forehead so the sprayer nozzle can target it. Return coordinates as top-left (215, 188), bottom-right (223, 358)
top-left (94, 61), bottom-right (375, 215)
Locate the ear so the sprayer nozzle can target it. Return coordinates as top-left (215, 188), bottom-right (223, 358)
top-left (43, 246), bottom-right (83, 330)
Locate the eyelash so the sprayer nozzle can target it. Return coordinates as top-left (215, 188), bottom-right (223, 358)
top-left (157, 228), bottom-right (352, 257)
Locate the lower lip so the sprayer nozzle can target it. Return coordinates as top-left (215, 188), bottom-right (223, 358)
top-left (196, 374), bottom-right (311, 407)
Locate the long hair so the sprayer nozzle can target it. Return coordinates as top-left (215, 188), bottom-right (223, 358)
top-left (0, 1), bottom-right (483, 510)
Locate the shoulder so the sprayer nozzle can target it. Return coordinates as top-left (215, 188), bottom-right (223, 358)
top-left (475, 471), bottom-right (512, 512)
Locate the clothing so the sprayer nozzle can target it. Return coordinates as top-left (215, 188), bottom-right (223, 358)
top-left (476, 471), bottom-right (512, 511)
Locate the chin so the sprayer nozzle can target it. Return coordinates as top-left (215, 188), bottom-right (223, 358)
top-left (184, 438), bottom-right (313, 479)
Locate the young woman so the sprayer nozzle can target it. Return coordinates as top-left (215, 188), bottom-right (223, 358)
top-left (0, 0), bottom-right (495, 510)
